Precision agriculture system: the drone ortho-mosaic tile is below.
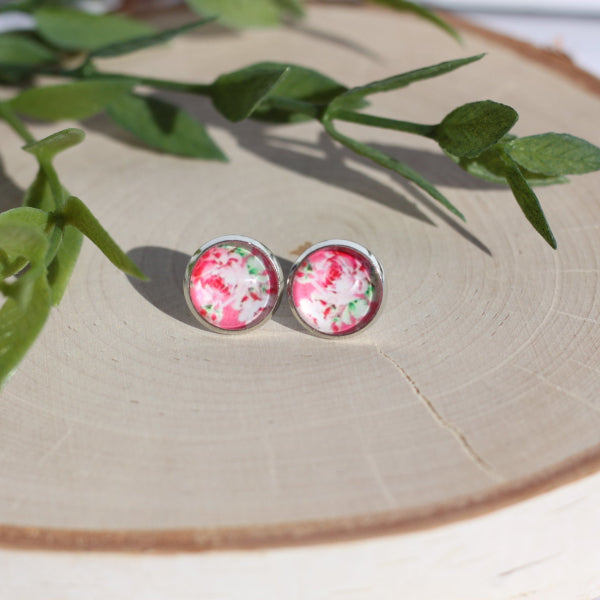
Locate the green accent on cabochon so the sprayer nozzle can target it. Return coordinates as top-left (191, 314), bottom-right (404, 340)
top-left (246, 254), bottom-right (268, 277)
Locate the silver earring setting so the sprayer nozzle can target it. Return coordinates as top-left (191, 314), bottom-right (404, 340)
top-left (183, 235), bottom-right (283, 333)
top-left (287, 240), bottom-right (384, 338)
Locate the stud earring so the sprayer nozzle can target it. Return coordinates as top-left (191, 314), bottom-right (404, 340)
top-left (287, 240), bottom-right (384, 338)
top-left (183, 235), bottom-right (283, 333)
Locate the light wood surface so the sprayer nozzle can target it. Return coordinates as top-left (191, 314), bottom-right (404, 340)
top-left (1, 3), bottom-right (600, 575)
top-left (3, 468), bottom-right (600, 599)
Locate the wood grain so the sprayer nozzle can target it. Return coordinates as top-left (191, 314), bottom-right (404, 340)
top-left (1, 4), bottom-right (600, 557)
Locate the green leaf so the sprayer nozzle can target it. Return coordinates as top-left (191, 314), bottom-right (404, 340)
top-left (15, 171), bottom-right (57, 275)
top-left (435, 100), bottom-right (518, 158)
top-left (20, 160), bottom-right (68, 251)
top-left (0, 1), bottom-right (34, 13)
top-left (106, 93), bottom-right (226, 160)
top-left (0, 222), bottom-right (48, 310)
top-left (322, 115), bottom-right (464, 220)
top-left (0, 206), bottom-right (50, 233)
top-left (446, 142), bottom-right (568, 186)
top-left (0, 272), bottom-right (35, 311)
top-left (250, 62), bottom-right (363, 123)
top-left (0, 217), bottom-right (48, 279)
top-left (500, 149), bottom-right (557, 249)
top-left (184, 0), bottom-right (282, 27)
top-left (0, 273), bottom-right (52, 388)
top-left (506, 133), bottom-right (600, 176)
top-left (0, 64), bottom-right (35, 85)
top-left (35, 7), bottom-right (155, 52)
top-left (0, 249), bottom-right (9, 272)
top-left (21, 169), bottom-right (84, 304)
top-left (0, 0), bottom-right (49, 12)
top-left (10, 80), bottom-right (135, 121)
top-left (0, 33), bottom-right (56, 66)
top-left (47, 225), bottom-right (83, 305)
top-left (367, 0), bottom-right (459, 41)
top-left (273, 0), bottom-right (305, 18)
top-left (90, 17), bottom-right (215, 58)
top-left (210, 63), bottom-right (290, 121)
top-left (23, 128), bottom-right (85, 162)
top-left (61, 196), bottom-right (148, 280)
top-left (267, 64), bottom-right (345, 103)
top-left (329, 54), bottom-right (485, 112)
top-left (0, 206), bottom-right (69, 291)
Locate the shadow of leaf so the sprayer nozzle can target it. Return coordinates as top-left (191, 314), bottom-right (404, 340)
top-left (85, 91), bottom-right (494, 254)
top-left (284, 21), bottom-right (382, 62)
top-left (147, 95), bottom-right (179, 134)
top-left (84, 103), bottom-right (433, 225)
top-left (0, 156), bottom-right (25, 213)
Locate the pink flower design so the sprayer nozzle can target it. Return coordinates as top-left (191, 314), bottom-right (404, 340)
top-left (291, 248), bottom-right (377, 335)
top-left (189, 244), bottom-right (275, 330)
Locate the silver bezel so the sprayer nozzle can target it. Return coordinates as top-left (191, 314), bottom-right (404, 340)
top-left (286, 239), bottom-right (385, 339)
top-left (183, 235), bottom-right (284, 334)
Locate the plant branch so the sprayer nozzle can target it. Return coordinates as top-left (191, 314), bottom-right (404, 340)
top-left (333, 109), bottom-right (437, 138)
top-left (104, 72), bottom-right (213, 95)
top-left (0, 103), bottom-right (69, 268)
top-left (321, 113), bottom-right (465, 220)
top-left (59, 65), bottom-right (214, 95)
top-left (0, 105), bottom-right (66, 260)
top-left (0, 102), bottom-right (36, 144)
top-left (39, 159), bottom-right (65, 211)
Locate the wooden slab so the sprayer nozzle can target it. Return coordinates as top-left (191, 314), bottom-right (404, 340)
top-left (3, 468), bottom-right (600, 599)
top-left (1, 4), bottom-right (600, 556)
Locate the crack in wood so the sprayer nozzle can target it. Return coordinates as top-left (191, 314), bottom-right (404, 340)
top-left (375, 346), bottom-right (504, 482)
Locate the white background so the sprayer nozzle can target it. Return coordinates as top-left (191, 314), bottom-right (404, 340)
top-left (431, 0), bottom-right (600, 76)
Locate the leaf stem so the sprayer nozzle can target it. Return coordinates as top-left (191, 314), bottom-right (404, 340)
top-left (39, 159), bottom-right (65, 211)
top-left (0, 106), bottom-right (72, 211)
top-left (0, 102), bottom-right (36, 145)
top-left (333, 109), bottom-right (437, 138)
top-left (139, 76), bottom-right (213, 95)
top-left (321, 113), bottom-right (464, 220)
top-left (112, 72), bottom-right (213, 95)
top-left (44, 225), bottom-right (63, 266)
top-left (0, 103), bottom-right (65, 258)
top-left (59, 66), bottom-right (214, 95)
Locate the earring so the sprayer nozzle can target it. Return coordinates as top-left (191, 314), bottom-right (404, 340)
top-left (287, 240), bottom-right (384, 338)
top-left (183, 235), bottom-right (283, 333)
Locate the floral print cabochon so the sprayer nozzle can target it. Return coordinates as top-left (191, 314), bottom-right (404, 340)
top-left (184, 237), bottom-right (283, 333)
top-left (288, 241), bottom-right (384, 337)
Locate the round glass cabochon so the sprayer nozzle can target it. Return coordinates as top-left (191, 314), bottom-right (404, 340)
top-left (184, 237), bottom-right (283, 332)
top-left (289, 241), bottom-right (384, 337)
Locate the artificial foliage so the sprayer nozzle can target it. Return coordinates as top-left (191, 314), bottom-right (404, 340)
top-left (1, 0), bottom-right (599, 386)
